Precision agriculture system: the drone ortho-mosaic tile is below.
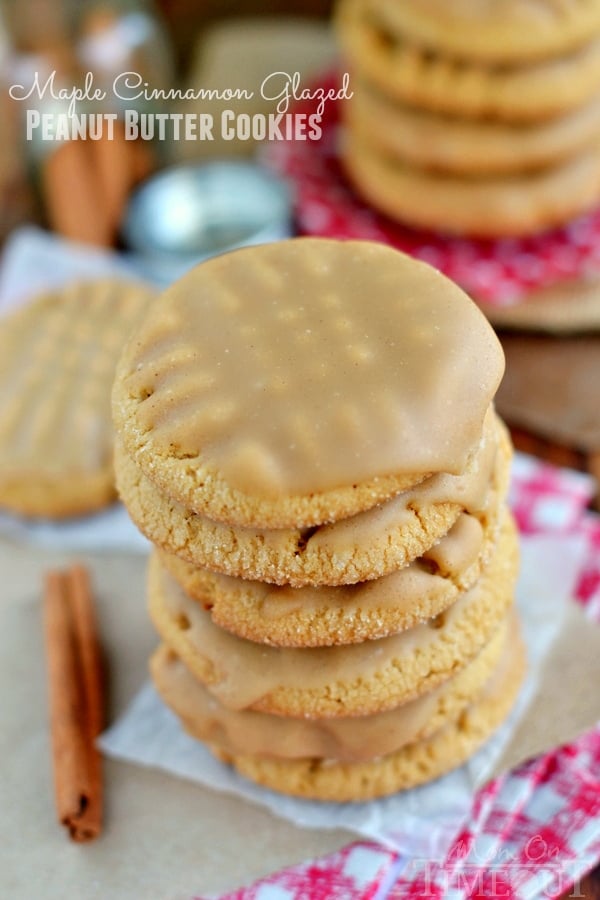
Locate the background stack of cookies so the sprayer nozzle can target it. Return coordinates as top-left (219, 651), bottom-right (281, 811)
top-left (336, 0), bottom-right (600, 236)
top-left (112, 237), bottom-right (525, 801)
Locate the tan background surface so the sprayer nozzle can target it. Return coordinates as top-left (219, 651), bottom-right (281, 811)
top-left (1, 536), bottom-right (599, 897)
top-left (0, 540), bottom-right (349, 899)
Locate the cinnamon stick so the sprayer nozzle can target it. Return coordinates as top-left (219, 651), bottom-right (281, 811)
top-left (43, 567), bottom-right (104, 842)
top-left (41, 139), bottom-right (114, 247)
top-left (67, 566), bottom-right (104, 821)
top-left (588, 452), bottom-right (600, 511)
top-left (131, 137), bottom-right (155, 185)
top-left (91, 122), bottom-right (135, 236)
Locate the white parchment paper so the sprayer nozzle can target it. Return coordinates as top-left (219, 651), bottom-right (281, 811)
top-left (100, 534), bottom-right (588, 858)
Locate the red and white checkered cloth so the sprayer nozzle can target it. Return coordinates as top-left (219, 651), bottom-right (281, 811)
top-left (206, 456), bottom-right (600, 900)
top-left (265, 73), bottom-right (600, 307)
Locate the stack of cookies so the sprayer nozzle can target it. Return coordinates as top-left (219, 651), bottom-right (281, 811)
top-left (112, 237), bottom-right (525, 801)
top-left (336, 0), bottom-right (600, 236)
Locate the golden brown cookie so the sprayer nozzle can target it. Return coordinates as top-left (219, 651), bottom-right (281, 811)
top-left (347, 81), bottom-right (600, 175)
top-left (212, 625), bottom-right (526, 801)
top-left (336, 0), bottom-right (600, 121)
top-left (158, 495), bottom-right (504, 648)
top-left (369, 0), bottom-right (600, 64)
top-left (112, 238), bottom-right (504, 529)
top-left (483, 276), bottom-right (600, 334)
top-left (116, 409), bottom-right (508, 587)
top-left (344, 132), bottom-right (600, 238)
top-left (147, 511), bottom-right (518, 718)
top-left (0, 279), bottom-right (155, 518)
top-left (150, 612), bottom-right (513, 763)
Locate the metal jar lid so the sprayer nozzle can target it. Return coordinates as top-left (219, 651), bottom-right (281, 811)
top-left (123, 161), bottom-right (292, 284)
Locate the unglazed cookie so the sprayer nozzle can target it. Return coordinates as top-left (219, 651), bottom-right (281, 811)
top-left (150, 613), bottom-right (512, 763)
top-left (344, 134), bottom-right (600, 237)
top-left (147, 512), bottom-right (518, 718)
top-left (483, 276), bottom-right (600, 334)
top-left (348, 81), bottom-right (600, 175)
top-left (336, 0), bottom-right (600, 121)
top-left (116, 409), bottom-right (508, 587)
top-left (158, 498), bottom-right (504, 648)
top-left (112, 239), bottom-right (504, 529)
top-left (0, 279), bottom-right (154, 518)
top-left (211, 627), bottom-right (526, 801)
top-left (369, 0), bottom-right (600, 64)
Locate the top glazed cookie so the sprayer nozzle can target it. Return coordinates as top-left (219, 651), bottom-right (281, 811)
top-left (112, 239), bottom-right (504, 528)
top-left (369, 0), bottom-right (600, 64)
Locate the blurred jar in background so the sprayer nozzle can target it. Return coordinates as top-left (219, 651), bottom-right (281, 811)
top-left (0, 7), bottom-right (37, 243)
top-left (77, 0), bottom-right (174, 117)
top-left (2, 0), bottom-right (173, 247)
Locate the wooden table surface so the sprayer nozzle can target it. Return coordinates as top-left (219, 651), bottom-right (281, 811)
top-left (562, 868), bottom-right (600, 898)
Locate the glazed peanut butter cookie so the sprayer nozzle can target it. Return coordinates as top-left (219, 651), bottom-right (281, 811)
top-left (0, 279), bottom-right (154, 518)
top-left (337, 0), bottom-right (600, 121)
top-left (158, 491), bottom-right (505, 647)
top-left (112, 239), bottom-right (504, 529)
top-left (116, 410), bottom-right (508, 587)
top-left (150, 613), bottom-right (513, 764)
top-left (210, 626), bottom-right (526, 801)
top-left (147, 511), bottom-right (518, 718)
